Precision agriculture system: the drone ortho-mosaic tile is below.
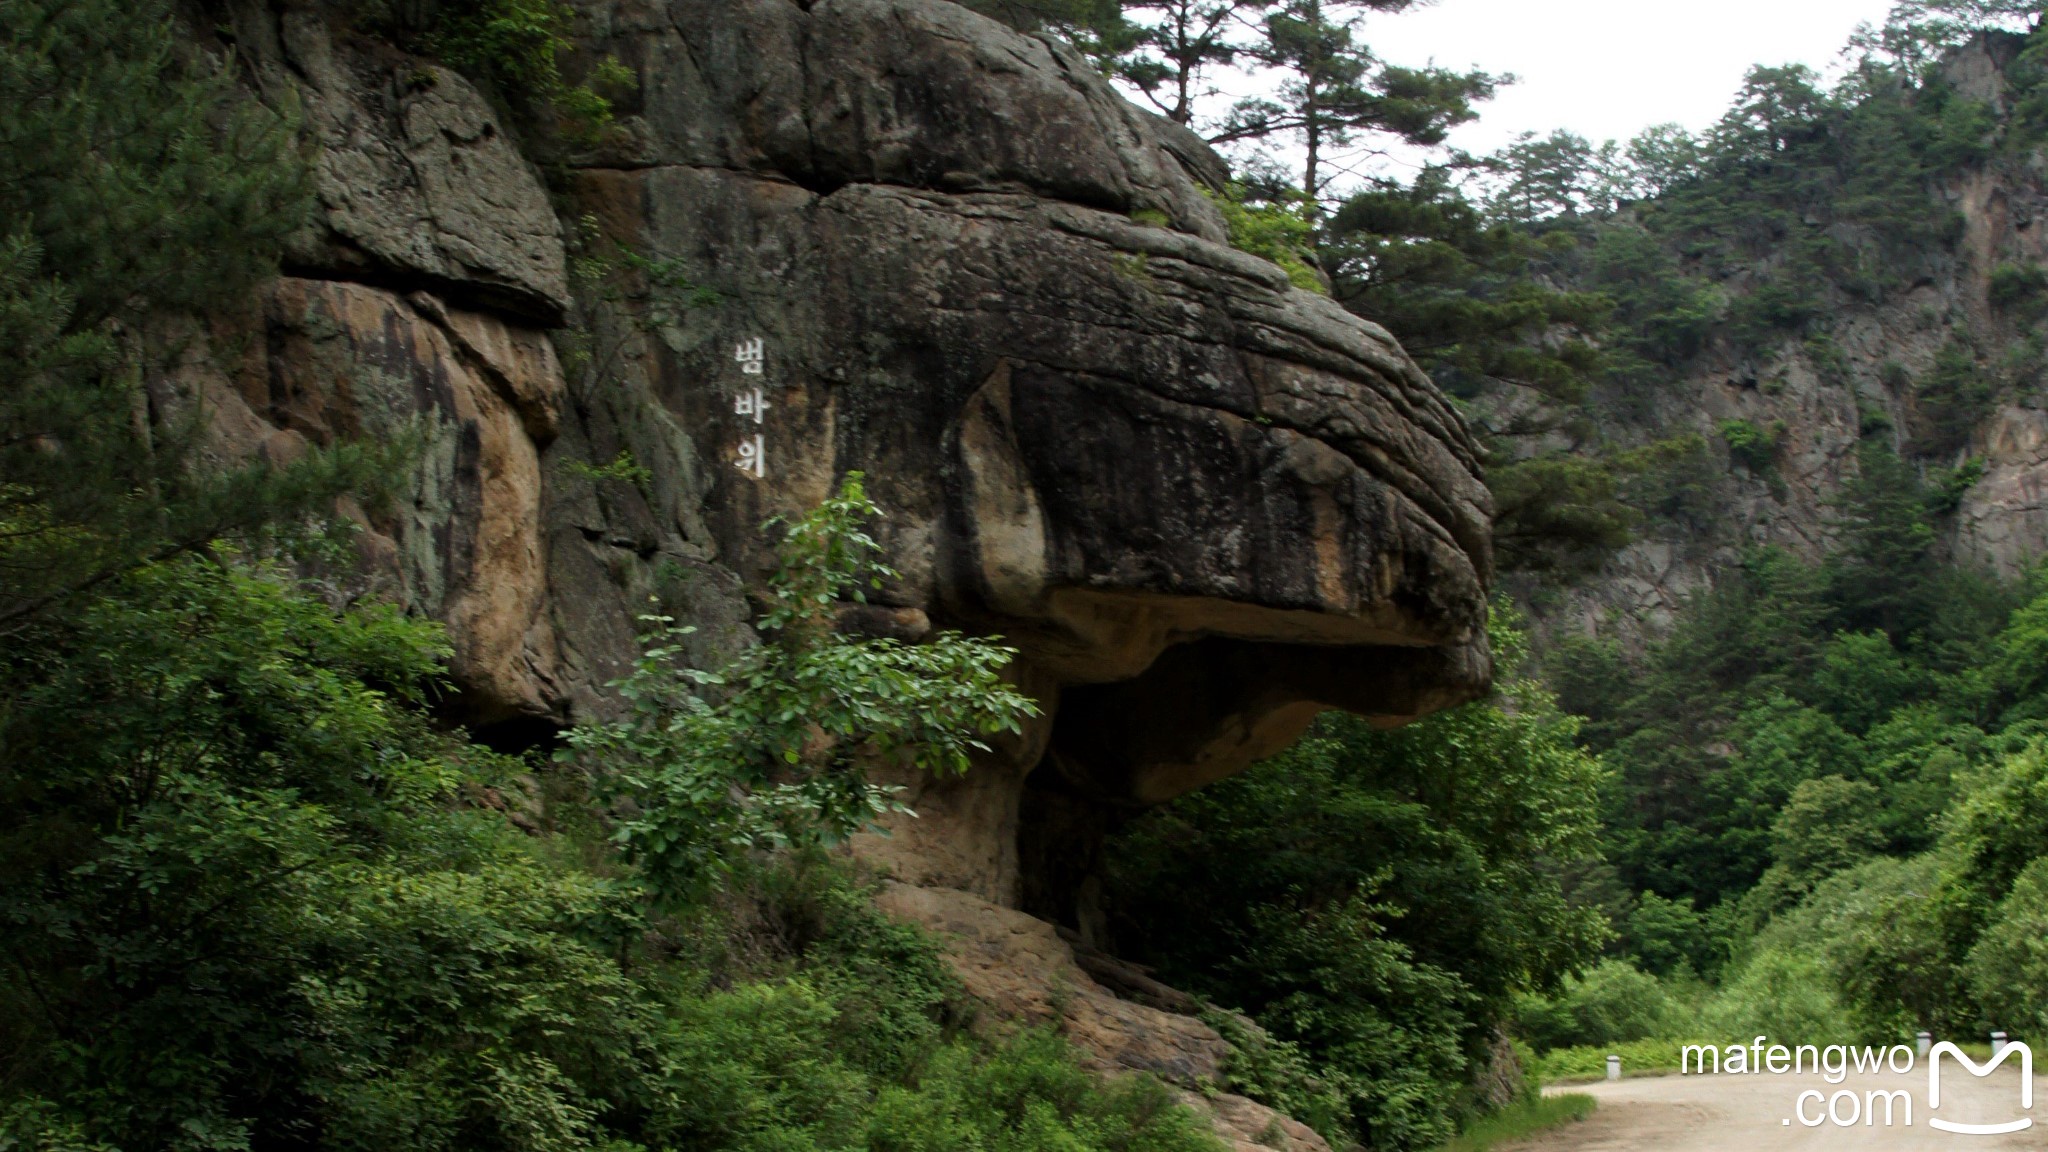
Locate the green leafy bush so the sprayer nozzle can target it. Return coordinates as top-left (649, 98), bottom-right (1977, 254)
top-left (352, 0), bottom-right (632, 141)
top-left (1529, 1039), bottom-right (1709, 1082)
top-left (562, 476), bottom-right (1037, 901)
top-left (1105, 606), bottom-right (1608, 1149)
top-left (1206, 182), bottom-right (1324, 293)
top-left (1911, 340), bottom-right (1997, 458)
top-left (1703, 946), bottom-right (1855, 1044)
top-left (0, 540), bottom-right (1212, 1152)
top-left (1988, 262), bottom-right (2048, 310)
top-left (1965, 857), bottom-right (2048, 1040)
top-left (1619, 892), bottom-right (1722, 978)
top-left (1514, 962), bottom-right (1685, 1052)
top-left (1429, 1092), bottom-right (1595, 1152)
top-left (0, 0), bottom-right (388, 633)
top-left (1719, 419), bottom-right (1783, 474)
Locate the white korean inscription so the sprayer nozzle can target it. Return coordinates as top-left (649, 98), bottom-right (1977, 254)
top-left (734, 433), bottom-right (765, 478)
top-left (732, 336), bottom-right (770, 480)
top-left (734, 337), bottom-right (765, 375)
top-left (734, 386), bottom-right (770, 423)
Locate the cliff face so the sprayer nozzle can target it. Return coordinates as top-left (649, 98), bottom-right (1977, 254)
top-left (162, 0), bottom-right (1491, 1131)
top-left (1489, 35), bottom-right (2048, 649)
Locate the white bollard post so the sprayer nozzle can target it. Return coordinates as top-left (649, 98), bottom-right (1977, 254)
top-left (1993, 1031), bottom-right (2009, 1056)
top-left (1918, 1031), bottom-right (1932, 1057)
top-left (1607, 1055), bottom-right (1621, 1082)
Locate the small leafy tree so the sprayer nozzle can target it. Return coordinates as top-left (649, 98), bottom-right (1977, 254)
top-left (564, 475), bottom-right (1040, 900)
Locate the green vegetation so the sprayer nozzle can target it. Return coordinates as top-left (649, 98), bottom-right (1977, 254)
top-left (1206, 182), bottom-right (1325, 292)
top-left (1529, 1040), bottom-right (1703, 1082)
top-left (0, 0), bottom-right (377, 634)
top-left (0, 447), bottom-right (1230, 1150)
top-left (34, 3), bottom-right (2048, 1152)
top-left (0, 510), bottom-right (1221, 1152)
top-left (1104, 607), bottom-right (1608, 1150)
top-left (1512, 437), bottom-right (2048, 1058)
top-left (564, 475), bottom-right (1038, 900)
top-left (1070, 2), bottom-right (1495, 212)
top-left (1425, 1093), bottom-right (1594, 1152)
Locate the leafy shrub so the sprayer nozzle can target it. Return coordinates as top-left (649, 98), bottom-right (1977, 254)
top-left (1206, 182), bottom-right (1324, 293)
top-left (352, 0), bottom-right (633, 141)
top-left (1770, 776), bottom-right (1885, 885)
top-left (0, 0), bottom-right (388, 633)
top-left (1989, 263), bottom-right (2048, 310)
top-left (1965, 857), bottom-right (2048, 1041)
top-left (1201, 1011), bottom-right (1351, 1145)
top-left (1488, 454), bottom-right (1638, 577)
top-left (1529, 1039), bottom-right (1710, 1081)
top-left (867, 1029), bottom-right (1226, 1152)
top-left (1712, 854), bottom-right (1961, 1043)
top-left (1430, 1092), bottom-right (1595, 1152)
top-left (1911, 339), bottom-right (1997, 458)
top-left (1620, 892), bottom-right (1724, 978)
top-left (1719, 419), bottom-right (1783, 474)
top-left (0, 522), bottom-right (1204, 1152)
top-left (1703, 945), bottom-right (1855, 1044)
top-left (1514, 962), bottom-right (1685, 1052)
top-left (562, 475), bottom-right (1037, 901)
top-left (1945, 737), bottom-right (2048, 912)
top-left (1104, 606), bottom-right (1608, 1149)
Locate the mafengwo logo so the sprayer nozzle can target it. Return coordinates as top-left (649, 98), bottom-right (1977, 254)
top-left (1928, 1041), bottom-right (2032, 1135)
top-left (1681, 1037), bottom-right (2035, 1134)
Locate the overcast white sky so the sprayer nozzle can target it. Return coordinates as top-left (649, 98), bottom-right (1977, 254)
top-left (1163, 0), bottom-right (1912, 189)
top-left (1361, 0), bottom-right (1904, 156)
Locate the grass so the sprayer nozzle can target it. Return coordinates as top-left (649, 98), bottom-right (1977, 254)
top-left (1430, 1093), bottom-right (1597, 1152)
top-left (1530, 1038), bottom-right (1706, 1082)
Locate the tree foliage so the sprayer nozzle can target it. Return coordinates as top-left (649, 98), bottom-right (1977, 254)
top-left (1104, 606), bottom-right (1607, 1148)
top-left (562, 476), bottom-right (1038, 901)
top-left (0, 535), bottom-right (1199, 1152)
top-left (1211, 0), bottom-right (1494, 209)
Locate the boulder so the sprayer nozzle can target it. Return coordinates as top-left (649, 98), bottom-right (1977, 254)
top-left (194, 0), bottom-right (1494, 1120)
top-left (556, 0), bottom-right (1492, 917)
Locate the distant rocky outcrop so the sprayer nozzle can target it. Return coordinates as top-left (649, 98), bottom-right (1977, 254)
top-left (1482, 33), bottom-right (2048, 651)
top-left (165, 0), bottom-right (1490, 1128)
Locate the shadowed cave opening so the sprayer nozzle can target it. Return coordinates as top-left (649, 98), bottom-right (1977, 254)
top-left (1014, 634), bottom-right (1469, 941)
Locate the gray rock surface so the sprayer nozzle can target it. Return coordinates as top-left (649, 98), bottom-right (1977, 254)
top-left (554, 0), bottom-right (1493, 917)
top-left (227, 3), bottom-right (572, 322)
top-left (194, 0), bottom-right (1492, 899)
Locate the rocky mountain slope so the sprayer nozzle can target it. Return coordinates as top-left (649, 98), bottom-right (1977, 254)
top-left (1492, 33), bottom-right (2048, 647)
top-left (160, 2), bottom-right (1495, 1144)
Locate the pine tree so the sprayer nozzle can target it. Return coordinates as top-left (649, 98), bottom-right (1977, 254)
top-left (1109, 0), bottom-right (1270, 125)
top-left (0, 0), bottom-right (380, 633)
top-left (1210, 0), bottom-right (1494, 214)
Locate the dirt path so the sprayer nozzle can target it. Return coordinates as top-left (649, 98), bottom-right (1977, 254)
top-left (1503, 1066), bottom-right (2046, 1151)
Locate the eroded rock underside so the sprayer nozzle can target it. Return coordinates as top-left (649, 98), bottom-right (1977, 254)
top-left (175, 2), bottom-right (1493, 1144)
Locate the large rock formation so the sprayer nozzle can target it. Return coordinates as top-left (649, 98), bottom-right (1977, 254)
top-left (173, 0), bottom-right (1490, 1126)
top-left (553, 0), bottom-right (1491, 921)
